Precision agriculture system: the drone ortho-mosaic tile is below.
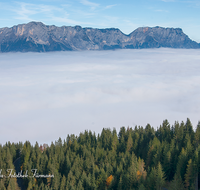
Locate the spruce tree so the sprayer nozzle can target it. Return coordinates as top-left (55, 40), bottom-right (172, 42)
top-left (184, 159), bottom-right (194, 190)
top-left (168, 173), bottom-right (185, 190)
top-left (155, 162), bottom-right (166, 190)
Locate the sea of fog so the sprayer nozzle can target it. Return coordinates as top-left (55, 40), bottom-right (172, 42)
top-left (0, 48), bottom-right (200, 145)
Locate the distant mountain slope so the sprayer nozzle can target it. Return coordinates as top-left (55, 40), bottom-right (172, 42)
top-left (0, 22), bottom-right (199, 52)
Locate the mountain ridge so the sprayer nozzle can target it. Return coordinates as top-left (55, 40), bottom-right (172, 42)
top-left (0, 21), bottom-right (199, 52)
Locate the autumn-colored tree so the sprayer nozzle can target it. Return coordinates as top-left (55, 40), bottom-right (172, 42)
top-left (137, 158), bottom-right (147, 180)
top-left (106, 175), bottom-right (113, 187)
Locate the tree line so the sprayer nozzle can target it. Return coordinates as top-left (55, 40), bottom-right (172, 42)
top-left (0, 118), bottom-right (199, 189)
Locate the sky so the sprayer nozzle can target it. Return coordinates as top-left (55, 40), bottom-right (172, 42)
top-left (0, 0), bottom-right (199, 42)
top-left (0, 48), bottom-right (200, 145)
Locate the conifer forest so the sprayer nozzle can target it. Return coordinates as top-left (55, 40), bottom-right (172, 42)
top-left (0, 118), bottom-right (200, 190)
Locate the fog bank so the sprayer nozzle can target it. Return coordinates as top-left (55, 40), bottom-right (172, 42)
top-left (0, 48), bottom-right (200, 145)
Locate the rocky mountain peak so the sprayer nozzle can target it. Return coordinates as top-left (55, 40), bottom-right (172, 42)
top-left (0, 22), bottom-right (199, 52)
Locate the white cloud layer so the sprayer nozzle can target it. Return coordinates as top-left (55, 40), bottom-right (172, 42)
top-left (0, 48), bottom-right (200, 145)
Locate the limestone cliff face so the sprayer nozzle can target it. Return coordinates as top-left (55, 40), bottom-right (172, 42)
top-left (0, 22), bottom-right (199, 52)
top-left (127, 27), bottom-right (199, 48)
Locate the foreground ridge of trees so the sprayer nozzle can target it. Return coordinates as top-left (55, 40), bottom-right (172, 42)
top-left (0, 118), bottom-right (200, 190)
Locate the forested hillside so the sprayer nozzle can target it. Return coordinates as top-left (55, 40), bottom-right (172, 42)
top-left (0, 118), bottom-right (200, 189)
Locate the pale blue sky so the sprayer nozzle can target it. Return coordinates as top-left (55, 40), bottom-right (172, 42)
top-left (0, 0), bottom-right (199, 42)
